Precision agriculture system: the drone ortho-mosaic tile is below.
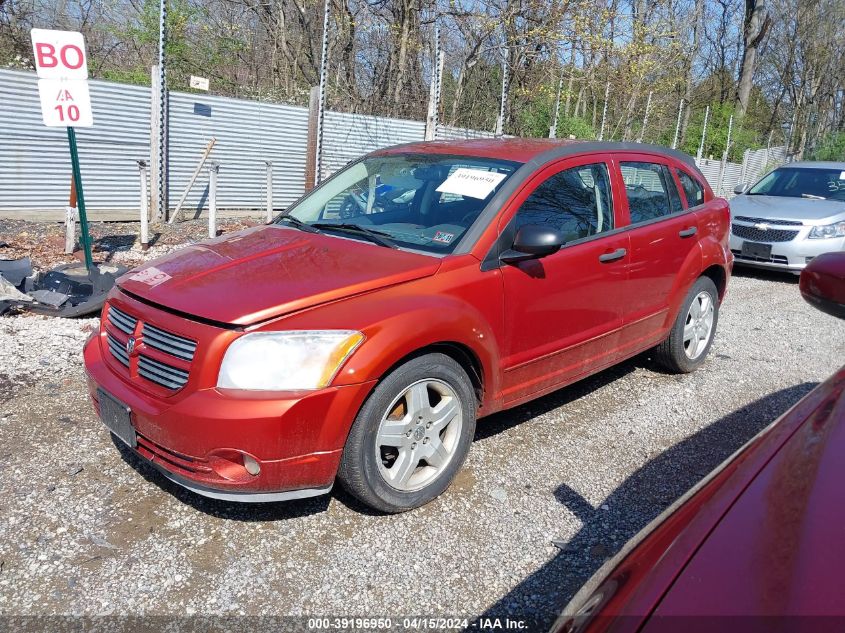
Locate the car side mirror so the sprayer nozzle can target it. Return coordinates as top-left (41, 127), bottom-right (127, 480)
top-left (500, 224), bottom-right (565, 264)
top-left (800, 252), bottom-right (845, 320)
top-left (734, 182), bottom-right (750, 195)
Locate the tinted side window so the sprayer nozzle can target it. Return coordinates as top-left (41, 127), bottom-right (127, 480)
top-left (676, 169), bottom-right (705, 207)
top-left (620, 161), bottom-right (679, 223)
top-left (663, 166), bottom-right (683, 212)
top-left (512, 163), bottom-right (614, 242)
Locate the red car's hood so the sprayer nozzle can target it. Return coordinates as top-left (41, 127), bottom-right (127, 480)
top-left (117, 225), bottom-right (441, 326)
top-left (648, 366), bottom-right (845, 618)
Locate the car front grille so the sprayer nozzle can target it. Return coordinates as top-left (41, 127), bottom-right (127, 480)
top-left (731, 224), bottom-right (799, 242)
top-left (103, 304), bottom-right (196, 392)
top-left (138, 355), bottom-right (190, 390)
top-left (107, 332), bottom-right (130, 366)
top-left (734, 215), bottom-right (803, 227)
top-left (108, 305), bottom-right (138, 334)
top-left (141, 323), bottom-right (197, 361)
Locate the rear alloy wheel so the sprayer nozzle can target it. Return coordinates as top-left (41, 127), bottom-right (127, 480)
top-left (338, 353), bottom-right (476, 513)
top-left (683, 290), bottom-right (715, 360)
top-left (654, 276), bottom-right (720, 373)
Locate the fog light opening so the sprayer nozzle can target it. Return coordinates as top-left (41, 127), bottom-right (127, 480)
top-left (242, 454), bottom-right (261, 476)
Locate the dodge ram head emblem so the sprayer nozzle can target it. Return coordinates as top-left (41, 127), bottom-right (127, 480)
top-left (126, 337), bottom-right (137, 355)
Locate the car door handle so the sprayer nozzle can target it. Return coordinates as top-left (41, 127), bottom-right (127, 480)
top-left (598, 248), bottom-right (627, 263)
top-left (679, 226), bottom-right (698, 238)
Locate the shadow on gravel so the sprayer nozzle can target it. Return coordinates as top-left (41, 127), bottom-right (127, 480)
top-left (112, 437), bottom-right (330, 521)
top-left (476, 381), bottom-right (818, 629)
top-left (731, 265), bottom-right (800, 284)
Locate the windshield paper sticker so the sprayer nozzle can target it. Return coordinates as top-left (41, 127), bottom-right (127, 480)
top-left (436, 168), bottom-right (507, 200)
top-left (432, 231), bottom-right (455, 244)
top-left (129, 266), bottom-right (172, 287)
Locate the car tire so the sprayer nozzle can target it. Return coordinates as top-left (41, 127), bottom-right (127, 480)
top-left (337, 353), bottom-right (477, 513)
top-left (654, 276), bottom-right (720, 374)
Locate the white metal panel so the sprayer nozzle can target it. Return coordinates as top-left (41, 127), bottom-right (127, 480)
top-left (435, 124), bottom-right (496, 140)
top-left (321, 111), bottom-right (425, 179)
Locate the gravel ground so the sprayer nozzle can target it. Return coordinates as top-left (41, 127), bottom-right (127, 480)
top-left (0, 218), bottom-right (260, 272)
top-left (0, 266), bottom-right (843, 630)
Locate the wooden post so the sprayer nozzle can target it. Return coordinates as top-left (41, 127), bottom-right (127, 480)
top-left (265, 161), bottom-right (273, 222)
top-left (304, 86), bottom-right (320, 191)
top-left (138, 160), bottom-right (150, 251)
top-left (65, 174), bottom-right (77, 254)
top-left (208, 161), bottom-right (219, 239)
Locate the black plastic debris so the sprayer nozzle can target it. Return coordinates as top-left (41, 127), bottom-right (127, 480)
top-left (0, 258), bottom-right (126, 318)
top-left (0, 257), bottom-right (34, 315)
top-left (0, 257), bottom-right (32, 287)
top-left (24, 263), bottom-right (127, 317)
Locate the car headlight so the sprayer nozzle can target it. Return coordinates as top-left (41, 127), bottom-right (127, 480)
top-left (808, 221), bottom-right (845, 239)
top-left (217, 330), bottom-right (364, 391)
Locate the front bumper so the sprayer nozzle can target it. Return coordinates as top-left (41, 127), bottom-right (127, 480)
top-left (84, 334), bottom-right (375, 502)
top-left (729, 231), bottom-right (845, 274)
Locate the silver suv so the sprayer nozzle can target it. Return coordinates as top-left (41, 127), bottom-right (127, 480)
top-left (730, 161), bottom-right (845, 274)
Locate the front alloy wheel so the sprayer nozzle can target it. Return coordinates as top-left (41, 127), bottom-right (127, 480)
top-left (338, 353), bottom-right (476, 513)
top-left (375, 379), bottom-right (463, 491)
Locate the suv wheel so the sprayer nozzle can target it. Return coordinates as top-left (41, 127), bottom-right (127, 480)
top-left (654, 276), bottom-right (719, 373)
top-left (338, 353), bottom-right (476, 513)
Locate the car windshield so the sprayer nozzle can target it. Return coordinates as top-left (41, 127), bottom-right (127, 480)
top-left (748, 167), bottom-right (845, 200)
top-left (278, 154), bottom-right (520, 254)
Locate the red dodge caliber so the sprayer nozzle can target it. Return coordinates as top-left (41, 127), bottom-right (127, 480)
top-left (83, 139), bottom-right (732, 512)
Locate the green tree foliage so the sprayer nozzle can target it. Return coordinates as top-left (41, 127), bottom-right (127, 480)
top-left (810, 132), bottom-right (845, 161)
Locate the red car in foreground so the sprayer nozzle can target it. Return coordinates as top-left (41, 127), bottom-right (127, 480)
top-left (83, 139), bottom-right (731, 512)
top-left (554, 251), bottom-right (845, 632)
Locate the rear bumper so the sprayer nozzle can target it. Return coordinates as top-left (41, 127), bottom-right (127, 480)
top-left (729, 233), bottom-right (845, 273)
top-left (84, 334), bottom-right (375, 502)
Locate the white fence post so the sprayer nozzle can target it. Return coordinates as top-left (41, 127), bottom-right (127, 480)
top-left (697, 105), bottom-right (710, 162)
top-left (208, 161), bottom-right (219, 239)
top-left (265, 161), bottom-right (273, 222)
top-left (716, 114), bottom-right (734, 197)
top-left (425, 15), bottom-right (442, 141)
top-left (138, 160), bottom-right (150, 251)
top-left (64, 206), bottom-right (76, 254)
top-left (314, 0), bottom-right (330, 185)
top-left (495, 43), bottom-right (509, 137)
top-left (672, 99), bottom-right (684, 149)
top-left (598, 81), bottom-right (610, 141)
top-left (636, 91), bottom-right (653, 143)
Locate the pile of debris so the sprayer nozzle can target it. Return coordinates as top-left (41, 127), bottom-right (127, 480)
top-left (0, 256), bottom-right (125, 317)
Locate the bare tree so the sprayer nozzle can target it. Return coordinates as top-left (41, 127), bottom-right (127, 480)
top-left (735, 0), bottom-right (771, 117)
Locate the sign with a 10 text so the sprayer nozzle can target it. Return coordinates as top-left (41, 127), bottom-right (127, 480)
top-left (30, 28), bottom-right (93, 127)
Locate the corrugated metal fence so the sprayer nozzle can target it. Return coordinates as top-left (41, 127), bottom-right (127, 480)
top-left (0, 68), bottom-right (787, 218)
top-left (0, 69), bottom-right (444, 218)
top-left (1, 69), bottom-right (150, 214)
top-left (697, 145), bottom-right (787, 199)
top-left (167, 91), bottom-right (309, 215)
